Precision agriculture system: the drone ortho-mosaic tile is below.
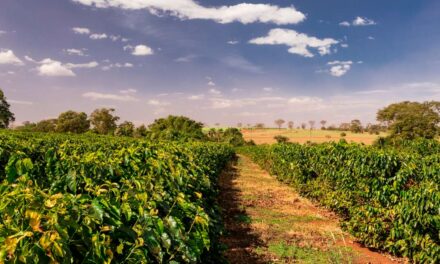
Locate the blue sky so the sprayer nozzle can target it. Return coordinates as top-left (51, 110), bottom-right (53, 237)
top-left (0, 0), bottom-right (439, 127)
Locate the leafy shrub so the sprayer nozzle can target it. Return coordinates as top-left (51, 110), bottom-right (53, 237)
top-left (274, 135), bottom-right (289, 143)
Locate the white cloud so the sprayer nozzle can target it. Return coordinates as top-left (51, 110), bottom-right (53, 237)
top-left (72, 27), bottom-right (91, 34)
top-left (0, 50), bottom-right (24, 65)
top-left (90, 33), bottom-right (108, 40)
top-left (353, 16), bottom-right (376, 26)
top-left (37, 59), bottom-right (76, 76)
top-left (221, 56), bottom-right (263, 73)
top-left (83, 92), bottom-right (138, 101)
top-left (340, 43), bottom-right (349, 48)
top-left (175, 55), bottom-right (197, 63)
top-left (188, 94), bottom-right (204, 100)
top-left (289, 96), bottom-right (323, 104)
top-left (207, 80), bottom-right (216, 86)
top-left (263, 87), bottom-right (274, 92)
top-left (64, 48), bottom-right (87, 56)
top-left (339, 21), bottom-right (350, 27)
top-left (120, 88), bottom-right (137, 94)
top-left (209, 88), bottom-right (221, 95)
top-left (66, 61), bottom-right (99, 68)
top-left (102, 62), bottom-right (134, 71)
top-left (368, 36), bottom-right (375, 40)
top-left (131, 45), bottom-right (154, 56)
top-left (328, 60), bottom-right (353, 77)
top-left (0, 30), bottom-right (7, 36)
top-left (249, 28), bottom-right (338, 57)
top-left (72, 0), bottom-right (306, 25)
top-left (227, 40), bottom-right (239, 45)
top-left (148, 99), bottom-right (169, 106)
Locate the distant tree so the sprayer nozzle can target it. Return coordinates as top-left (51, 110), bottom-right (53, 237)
top-left (57, 111), bottom-right (90, 133)
top-left (237, 123), bottom-right (243, 129)
top-left (222, 128), bottom-right (246, 146)
top-left (255, 123), bottom-right (265, 129)
top-left (115, 121), bottom-right (135, 137)
top-left (134, 124), bottom-right (148, 138)
top-left (339, 123), bottom-right (350, 131)
top-left (274, 119), bottom-right (285, 130)
top-left (377, 101), bottom-right (440, 139)
top-left (0, 89), bottom-right (15, 128)
top-left (149, 115), bottom-right (205, 141)
top-left (35, 119), bottom-right (57, 132)
top-left (15, 121), bottom-right (36, 132)
top-left (320, 120), bottom-right (327, 130)
top-left (301, 123), bottom-right (307, 129)
top-left (350, 119), bottom-right (363, 133)
top-left (308, 120), bottom-right (315, 130)
top-left (274, 135), bottom-right (289, 143)
top-left (288, 121), bottom-right (294, 129)
top-left (90, 108), bottom-right (120, 135)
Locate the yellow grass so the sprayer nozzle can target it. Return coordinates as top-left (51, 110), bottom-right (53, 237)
top-left (242, 128), bottom-right (386, 145)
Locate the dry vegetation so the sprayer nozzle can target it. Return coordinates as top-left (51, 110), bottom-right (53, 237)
top-left (242, 128), bottom-right (386, 145)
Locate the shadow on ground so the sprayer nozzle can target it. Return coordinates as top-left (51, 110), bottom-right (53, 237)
top-left (218, 156), bottom-right (267, 264)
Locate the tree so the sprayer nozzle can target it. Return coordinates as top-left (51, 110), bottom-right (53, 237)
top-left (288, 121), bottom-right (294, 129)
top-left (301, 123), bottom-right (307, 129)
top-left (115, 121), bottom-right (135, 137)
top-left (274, 119), bottom-right (285, 130)
top-left (134, 124), bottom-right (148, 138)
top-left (255, 123), bottom-right (265, 129)
top-left (222, 128), bottom-right (246, 146)
top-left (90, 108), bottom-right (120, 135)
top-left (15, 121), bottom-right (36, 132)
top-left (274, 135), bottom-right (289, 143)
top-left (35, 119), bottom-right (57, 132)
top-left (237, 123), bottom-right (243, 129)
top-left (57, 111), bottom-right (90, 133)
top-left (339, 123), bottom-right (350, 131)
top-left (350, 119), bottom-right (363, 133)
top-left (377, 101), bottom-right (440, 139)
top-left (0, 89), bottom-right (15, 128)
top-left (320, 120), bottom-right (327, 130)
top-left (148, 115), bottom-right (205, 141)
top-left (308, 120), bottom-right (315, 130)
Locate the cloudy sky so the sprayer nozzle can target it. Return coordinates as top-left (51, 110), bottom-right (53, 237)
top-left (1, 0), bottom-right (439, 127)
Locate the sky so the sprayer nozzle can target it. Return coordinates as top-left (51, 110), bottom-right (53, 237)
top-left (0, 0), bottom-right (440, 127)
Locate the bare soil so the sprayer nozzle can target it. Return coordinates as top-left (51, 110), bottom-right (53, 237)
top-left (219, 155), bottom-right (406, 264)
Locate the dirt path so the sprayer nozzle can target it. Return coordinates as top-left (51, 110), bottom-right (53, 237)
top-left (219, 155), bottom-right (403, 264)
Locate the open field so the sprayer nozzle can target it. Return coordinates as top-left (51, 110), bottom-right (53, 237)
top-left (242, 128), bottom-right (387, 145)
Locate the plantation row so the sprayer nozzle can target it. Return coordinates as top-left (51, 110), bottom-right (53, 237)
top-left (0, 132), bottom-right (234, 263)
top-left (240, 142), bottom-right (440, 263)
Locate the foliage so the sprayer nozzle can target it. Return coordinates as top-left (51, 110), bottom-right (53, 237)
top-left (207, 128), bottom-right (246, 146)
top-left (239, 142), bottom-right (440, 263)
top-left (35, 119), bottom-right (57, 133)
top-left (134, 125), bottom-right (148, 138)
top-left (148, 115), bottom-right (205, 142)
top-left (377, 101), bottom-right (440, 139)
top-left (90, 108), bottom-right (120, 135)
top-left (56, 111), bottom-right (90, 133)
top-left (0, 89), bottom-right (15, 128)
top-left (274, 135), bottom-right (289, 143)
top-left (0, 131), bottom-right (233, 263)
top-left (115, 121), bottom-right (135, 137)
top-left (274, 119), bottom-right (285, 129)
top-left (349, 119), bottom-right (363, 133)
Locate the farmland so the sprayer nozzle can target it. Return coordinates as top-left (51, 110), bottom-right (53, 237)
top-left (242, 128), bottom-right (386, 145)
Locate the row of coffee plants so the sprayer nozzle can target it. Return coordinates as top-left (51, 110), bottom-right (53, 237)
top-left (239, 142), bottom-right (439, 263)
top-left (0, 131), bottom-right (234, 263)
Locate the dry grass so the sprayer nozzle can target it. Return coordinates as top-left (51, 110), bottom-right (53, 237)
top-left (242, 128), bottom-right (386, 145)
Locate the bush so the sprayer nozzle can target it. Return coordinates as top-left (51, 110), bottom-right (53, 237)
top-left (340, 132), bottom-right (347, 137)
top-left (274, 135), bottom-right (289, 143)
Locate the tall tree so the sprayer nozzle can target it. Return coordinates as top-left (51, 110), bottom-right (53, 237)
top-left (115, 121), bottom-right (135, 137)
top-left (90, 108), bottom-right (120, 135)
top-left (320, 120), bottom-right (327, 129)
top-left (308, 120), bottom-right (315, 130)
top-left (134, 124), bottom-right (148, 138)
top-left (57, 111), bottom-right (90, 133)
top-left (0, 89), bottom-right (15, 128)
top-left (377, 101), bottom-right (440, 139)
top-left (288, 121), bottom-right (294, 129)
top-left (274, 119), bottom-right (285, 130)
top-left (301, 123), bottom-right (307, 129)
top-left (148, 115), bottom-right (205, 141)
top-left (35, 119), bottom-right (57, 132)
top-left (350, 119), bottom-right (363, 133)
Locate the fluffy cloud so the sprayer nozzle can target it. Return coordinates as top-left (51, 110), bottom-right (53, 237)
top-left (27, 57), bottom-right (98, 76)
top-left (188, 94), bottom-right (204, 100)
top-left (328, 61), bottom-right (353, 77)
top-left (120, 88), bottom-right (137, 94)
top-left (128, 45), bottom-right (154, 56)
top-left (90, 33), bottom-right (108, 40)
top-left (209, 88), bottom-right (221, 95)
top-left (72, 27), bottom-right (91, 34)
top-left (83, 92), bottom-right (138, 101)
top-left (340, 17), bottom-right (377, 27)
top-left (207, 80), bottom-right (216, 86)
top-left (72, 0), bottom-right (306, 25)
top-left (0, 49), bottom-right (24, 65)
top-left (102, 62), bottom-right (134, 71)
top-left (227, 40), bottom-right (239, 45)
top-left (249, 28), bottom-right (338, 57)
top-left (288, 96), bottom-right (323, 104)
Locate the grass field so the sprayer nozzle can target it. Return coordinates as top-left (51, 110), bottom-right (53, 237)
top-left (241, 128), bottom-right (386, 145)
